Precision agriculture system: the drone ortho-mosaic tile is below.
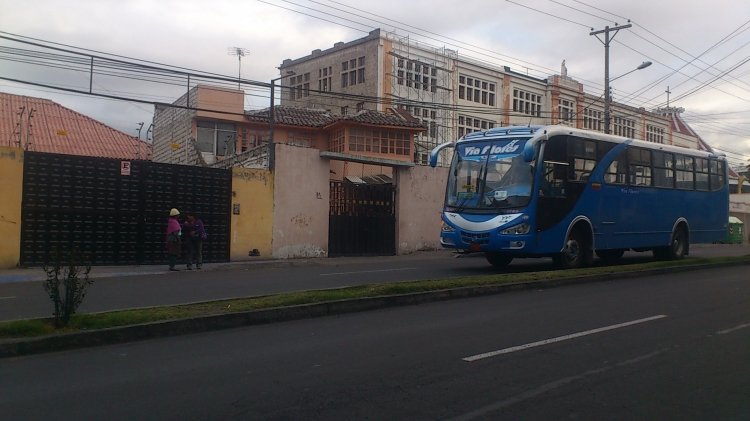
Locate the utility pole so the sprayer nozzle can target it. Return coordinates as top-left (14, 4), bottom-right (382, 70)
top-left (665, 86), bottom-right (671, 108)
top-left (590, 22), bottom-right (632, 134)
top-left (228, 47), bottom-right (249, 90)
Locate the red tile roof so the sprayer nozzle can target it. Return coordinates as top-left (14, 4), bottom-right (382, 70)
top-left (245, 106), bottom-right (427, 130)
top-left (0, 92), bottom-right (151, 160)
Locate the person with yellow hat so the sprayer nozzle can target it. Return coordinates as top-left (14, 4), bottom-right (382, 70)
top-left (166, 208), bottom-right (182, 271)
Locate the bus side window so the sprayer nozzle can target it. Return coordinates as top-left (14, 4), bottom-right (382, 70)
top-left (605, 150), bottom-right (627, 185)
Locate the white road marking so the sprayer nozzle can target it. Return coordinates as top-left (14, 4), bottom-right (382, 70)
top-left (0, 296), bottom-right (16, 300)
top-left (717, 322), bottom-right (750, 335)
top-left (319, 267), bottom-right (417, 276)
top-left (463, 314), bottom-right (668, 362)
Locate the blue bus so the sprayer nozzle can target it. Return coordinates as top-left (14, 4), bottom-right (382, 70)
top-left (429, 125), bottom-right (729, 268)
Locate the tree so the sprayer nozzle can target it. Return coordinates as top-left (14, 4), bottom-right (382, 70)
top-left (42, 249), bottom-right (93, 328)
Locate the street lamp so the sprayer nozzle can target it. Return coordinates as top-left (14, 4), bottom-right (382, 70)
top-left (604, 60), bottom-right (651, 134)
top-left (269, 70), bottom-right (295, 169)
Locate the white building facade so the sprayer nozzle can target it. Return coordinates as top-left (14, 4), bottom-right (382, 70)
top-left (279, 29), bottom-right (697, 166)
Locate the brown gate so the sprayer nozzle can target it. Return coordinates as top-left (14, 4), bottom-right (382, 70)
top-left (329, 180), bottom-right (395, 256)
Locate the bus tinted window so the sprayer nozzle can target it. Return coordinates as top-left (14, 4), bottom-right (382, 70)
top-left (653, 151), bottom-right (675, 188)
top-left (605, 149), bottom-right (627, 185)
top-left (570, 137), bottom-right (597, 182)
top-left (628, 147), bottom-right (652, 186)
top-left (675, 155), bottom-right (694, 190)
top-left (710, 159), bottom-right (726, 191)
top-left (695, 158), bottom-right (709, 191)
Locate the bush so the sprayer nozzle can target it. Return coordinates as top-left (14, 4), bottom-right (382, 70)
top-left (42, 249), bottom-right (93, 328)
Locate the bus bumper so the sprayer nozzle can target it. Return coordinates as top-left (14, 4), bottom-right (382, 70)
top-left (440, 231), bottom-right (534, 253)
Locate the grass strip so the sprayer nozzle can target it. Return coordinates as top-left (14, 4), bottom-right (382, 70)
top-left (2, 255), bottom-right (749, 340)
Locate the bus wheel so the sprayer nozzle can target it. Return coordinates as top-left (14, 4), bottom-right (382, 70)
top-left (554, 229), bottom-right (593, 269)
top-left (485, 252), bottom-right (513, 267)
top-left (667, 227), bottom-right (688, 260)
top-left (654, 226), bottom-right (688, 260)
top-left (595, 249), bottom-right (625, 264)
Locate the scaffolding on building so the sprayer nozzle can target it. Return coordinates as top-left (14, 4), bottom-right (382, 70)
top-left (384, 31), bottom-right (456, 166)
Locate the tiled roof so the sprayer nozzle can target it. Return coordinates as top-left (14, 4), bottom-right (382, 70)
top-left (0, 92), bottom-right (151, 160)
top-left (245, 106), bottom-right (427, 130)
top-left (245, 106), bottom-right (337, 127)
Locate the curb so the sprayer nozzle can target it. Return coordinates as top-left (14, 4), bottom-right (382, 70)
top-left (1, 260), bottom-right (748, 358)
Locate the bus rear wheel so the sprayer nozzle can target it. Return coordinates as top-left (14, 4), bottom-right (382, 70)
top-left (485, 252), bottom-right (513, 268)
top-left (553, 229), bottom-right (593, 269)
top-left (654, 227), bottom-right (688, 260)
top-left (595, 249), bottom-right (625, 264)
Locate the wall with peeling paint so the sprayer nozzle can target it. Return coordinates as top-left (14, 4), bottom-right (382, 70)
top-left (395, 165), bottom-right (449, 254)
top-left (272, 144), bottom-right (330, 258)
top-left (230, 167), bottom-right (274, 260)
top-left (0, 147), bottom-right (23, 268)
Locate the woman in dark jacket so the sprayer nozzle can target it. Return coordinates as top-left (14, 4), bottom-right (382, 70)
top-left (182, 213), bottom-right (206, 270)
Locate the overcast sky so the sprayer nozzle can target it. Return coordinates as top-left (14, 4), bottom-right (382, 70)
top-left (1, 0), bottom-right (749, 167)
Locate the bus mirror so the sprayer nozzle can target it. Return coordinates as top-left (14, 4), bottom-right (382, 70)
top-left (523, 140), bottom-right (536, 162)
top-left (429, 141), bottom-right (455, 167)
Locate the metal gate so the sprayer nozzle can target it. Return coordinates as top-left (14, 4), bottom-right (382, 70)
top-left (329, 180), bottom-right (395, 256)
top-left (20, 152), bottom-right (231, 266)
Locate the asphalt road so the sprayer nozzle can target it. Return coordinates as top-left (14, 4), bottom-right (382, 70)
top-left (2, 265), bottom-right (748, 420)
top-left (0, 244), bottom-right (748, 321)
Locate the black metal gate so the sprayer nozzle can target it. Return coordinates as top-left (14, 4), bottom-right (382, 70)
top-left (20, 152), bottom-right (231, 266)
top-left (329, 180), bottom-right (395, 256)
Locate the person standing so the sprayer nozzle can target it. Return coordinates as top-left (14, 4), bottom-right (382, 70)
top-left (165, 208), bottom-right (182, 271)
top-left (182, 212), bottom-right (206, 270)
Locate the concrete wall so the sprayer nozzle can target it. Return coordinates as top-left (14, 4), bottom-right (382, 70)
top-left (394, 164), bottom-right (449, 254)
top-left (230, 167), bottom-right (274, 260)
top-left (152, 90), bottom-right (196, 164)
top-left (272, 144), bottom-right (330, 258)
top-left (730, 193), bottom-right (750, 243)
top-left (0, 147), bottom-right (23, 268)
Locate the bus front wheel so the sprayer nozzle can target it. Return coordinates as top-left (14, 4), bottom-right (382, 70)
top-left (553, 229), bottom-right (593, 269)
top-left (485, 252), bottom-right (513, 268)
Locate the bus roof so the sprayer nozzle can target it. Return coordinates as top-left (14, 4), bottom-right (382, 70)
top-left (457, 125), bottom-right (725, 161)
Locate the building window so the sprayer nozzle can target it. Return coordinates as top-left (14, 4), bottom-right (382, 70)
top-left (612, 116), bottom-right (635, 138)
top-left (290, 73), bottom-right (310, 99)
top-left (341, 106), bottom-right (349, 116)
top-left (559, 99), bottom-right (574, 125)
top-left (196, 121), bottom-right (236, 156)
top-left (288, 131), bottom-right (313, 148)
top-left (329, 128), bottom-right (345, 153)
top-left (647, 124), bottom-right (665, 144)
top-left (348, 128), bottom-right (411, 156)
top-left (457, 115), bottom-right (495, 138)
top-left (583, 108), bottom-right (602, 131)
top-left (356, 102), bottom-right (365, 112)
top-left (341, 56), bottom-right (366, 88)
top-left (458, 74), bottom-right (496, 106)
top-left (318, 66), bottom-right (332, 92)
top-left (513, 88), bottom-right (542, 117)
top-left (240, 129), bottom-right (269, 152)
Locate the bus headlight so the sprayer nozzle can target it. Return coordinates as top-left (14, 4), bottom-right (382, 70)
top-left (441, 221), bottom-right (455, 232)
top-left (501, 223), bottom-right (530, 235)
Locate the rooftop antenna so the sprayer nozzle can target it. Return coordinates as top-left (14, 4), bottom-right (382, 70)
top-left (228, 47), bottom-right (250, 89)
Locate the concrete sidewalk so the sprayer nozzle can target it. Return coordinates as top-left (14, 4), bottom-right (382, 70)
top-left (0, 249), bottom-right (457, 284)
top-left (2, 244), bottom-right (747, 284)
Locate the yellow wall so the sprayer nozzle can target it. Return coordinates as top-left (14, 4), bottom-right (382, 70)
top-left (0, 147), bottom-right (23, 268)
top-left (230, 167), bottom-right (274, 260)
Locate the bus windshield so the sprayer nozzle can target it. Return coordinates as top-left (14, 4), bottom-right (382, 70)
top-left (446, 138), bottom-right (534, 210)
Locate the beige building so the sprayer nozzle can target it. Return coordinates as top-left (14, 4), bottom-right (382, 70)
top-left (279, 29), bottom-right (705, 166)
